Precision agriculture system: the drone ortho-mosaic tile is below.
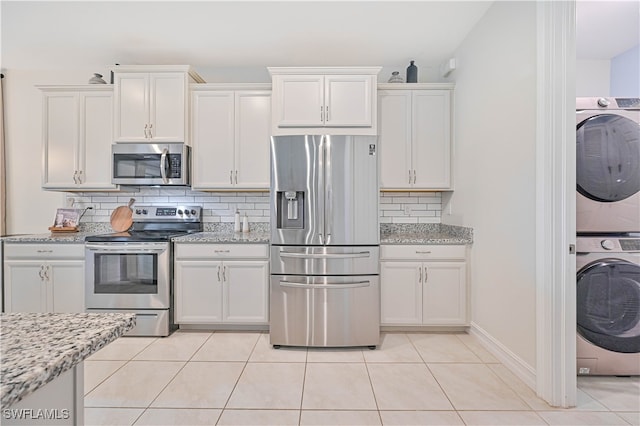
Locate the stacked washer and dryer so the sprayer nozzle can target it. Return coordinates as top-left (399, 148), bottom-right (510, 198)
top-left (576, 97), bottom-right (640, 375)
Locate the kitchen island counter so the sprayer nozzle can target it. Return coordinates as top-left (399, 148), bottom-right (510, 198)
top-left (0, 312), bottom-right (135, 408)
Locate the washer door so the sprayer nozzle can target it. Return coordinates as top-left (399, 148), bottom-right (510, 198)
top-left (577, 258), bottom-right (640, 353)
top-left (576, 114), bottom-right (640, 202)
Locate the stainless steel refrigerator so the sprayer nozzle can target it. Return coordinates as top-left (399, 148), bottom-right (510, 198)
top-left (270, 135), bottom-right (380, 348)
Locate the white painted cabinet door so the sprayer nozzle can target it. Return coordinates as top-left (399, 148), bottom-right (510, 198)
top-left (380, 261), bottom-right (423, 325)
top-left (174, 261), bottom-right (223, 323)
top-left (3, 262), bottom-right (47, 312)
top-left (114, 72), bottom-right (186, 142)
top-left (223, 260), bottom-right (269, 324)
top-left (79, 91), bottom-right (116, 189)
top-left (235, 91), bottom-right (271, 189)
top-left (114, 72), bottom-right (149, 142)
top-left (412, 90), bottom-right (451, 189)
top-left (324, 75), bottom-right (374, 127)
top-left (378, 90), bottom-right (412, 189)
top-left (50, 261), bottom-right (85, 313)
top-left (42, 91), bottom-right (79, 188)
top-left (272, 75), bottom-right (324, 127)
top-left (191, 91), bottom-right (235, 189)
top-left (149, 72), bottom-right (186, 142)
top-left (422, 262), bottom-right (467, 325)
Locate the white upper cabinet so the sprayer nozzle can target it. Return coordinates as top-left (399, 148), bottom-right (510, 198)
top-left (378, 85), bottom-right (453, 190)
top-left (40, 86), bottom-right (116, 191)
top-left (191, 84), bottom-right (271, 190)
top-left (269, 67), bottom-right (380, 136)
top-left (113, 65), bottom-right (204, 143)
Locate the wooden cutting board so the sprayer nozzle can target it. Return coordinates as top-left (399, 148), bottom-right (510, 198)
top-left (110, 198), bottom-right (135, 232)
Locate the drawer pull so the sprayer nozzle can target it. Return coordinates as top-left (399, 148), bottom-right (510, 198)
top-left (415, 250), bottom-right (432, 254)
top-left (214, 250), bottom-right (230, 253)
top-left (37, 250), bottom-right (53, 253)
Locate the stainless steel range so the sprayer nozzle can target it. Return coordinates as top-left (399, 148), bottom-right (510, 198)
top-left (85, 206), bottom-right (203, 336)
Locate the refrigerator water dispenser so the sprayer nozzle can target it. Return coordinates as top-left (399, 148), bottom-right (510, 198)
top-left (277, 191), bottom-right (304, 229)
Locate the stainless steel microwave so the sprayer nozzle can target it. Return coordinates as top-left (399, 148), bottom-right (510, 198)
top-left (112, 143), bottom-right (190, 186)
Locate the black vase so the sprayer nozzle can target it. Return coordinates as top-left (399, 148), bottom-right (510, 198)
top-left (406, 60), bottom-right (418, 83)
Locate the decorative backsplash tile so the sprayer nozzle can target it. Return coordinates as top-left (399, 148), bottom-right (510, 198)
top-left (68, 189), bottom-right (442, 226)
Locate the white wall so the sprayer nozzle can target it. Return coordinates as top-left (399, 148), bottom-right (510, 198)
top-left (576, 59), bottom-right (610, 96)
top-left (610, 44), bottom-right (640, 96)
top-left (442, 1), bottom-right (537, 369)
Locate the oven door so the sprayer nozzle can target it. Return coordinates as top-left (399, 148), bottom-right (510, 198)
top-left (85, 242), bottom-right (170, 309)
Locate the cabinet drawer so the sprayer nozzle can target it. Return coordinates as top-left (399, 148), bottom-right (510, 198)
top-left (381, 244), bottom-right (466, 260)
top-left (4, 243), bottom-right (85, 260)
top-left (175, 243), bottom-right (268, 260)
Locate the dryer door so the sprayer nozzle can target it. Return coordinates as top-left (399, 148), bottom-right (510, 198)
top-left (577, 258), bottom-right (640, 353)
top-left (576, 113), bottom-right (640, 203)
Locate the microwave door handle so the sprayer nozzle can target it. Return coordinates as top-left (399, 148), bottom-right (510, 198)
top-left (160, 148), bottom-right (169, 184)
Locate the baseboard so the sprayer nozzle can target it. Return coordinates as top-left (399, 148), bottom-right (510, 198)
top-left (470, 322), bottom-right (537, 390)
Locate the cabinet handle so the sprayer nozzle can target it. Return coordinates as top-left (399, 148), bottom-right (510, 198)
top-left (326, 105), bottom-right (329, 122)
top-left (73, 171), bottom-right (78, 184)
top-left (415, 250), bottom-right (432, 254)
top-left (320, 106), bottom-right (323, 122)
top-left (148, 124), bottom-right (153, 138)
top-left (214, 249), bottom-right (230, 253)
top-left (413, 170), bottom-right (417, 184)
top-left (217, 265), bottom-right (221, 282)
top-left (424, 267), bottom-right (428, 282)
top-left (44, 265), bottom-right (50, 281)
top-left (230, 170), bottom-right (233, 184)
top-left (37, 250), bottom-right (53, 253)
top-left (222, 266), bottom-right (227, 282)
top-left (408, 170), bottom-right (412, 184)
top-left (235, 170), bottom-right (238, 184)
top-left (77, 170), bottom-right (83, 184)
top-left (38, 265), bottom-right (45, 280)
top-left (144, 124), bottom-right (149, 138)
top-left (418, 267), bottom-right (422, 283)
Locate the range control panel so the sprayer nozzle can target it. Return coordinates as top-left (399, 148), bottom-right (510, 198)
top-left (132, 206), bottom-right (202, 221)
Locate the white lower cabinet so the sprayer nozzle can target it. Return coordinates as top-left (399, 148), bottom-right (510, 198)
top-left (174, 243), bottom-right (269, 325)
top-left (3, 243), bottom-right (85, 313)
top-left (380, 245), bottom-right (468, 326)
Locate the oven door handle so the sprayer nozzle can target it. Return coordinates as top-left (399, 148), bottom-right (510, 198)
top-left (85, 243), bottom-right (167, 253)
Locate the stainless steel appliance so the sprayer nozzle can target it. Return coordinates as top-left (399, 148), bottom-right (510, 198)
top-left (576, 235), bottom-right (640, 375)
top-left (270, 135), bottom-right (380, 348)
top-left (112, 143), bottom-right (190, 186)
top-left (85, 206), bottom-right (203, 336)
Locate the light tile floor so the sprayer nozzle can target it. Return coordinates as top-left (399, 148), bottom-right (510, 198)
top-left (84, 331), bottom-right (640, 425)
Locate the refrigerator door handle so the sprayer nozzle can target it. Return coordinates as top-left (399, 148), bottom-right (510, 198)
top-left (318, 136), bottom-right (325, 244)
top-left (279, 280), bottom-right (371, 289)
top-left (325, 137), bottom-right (332, 244)
top-left (279, 251), bottom-right (371, 259)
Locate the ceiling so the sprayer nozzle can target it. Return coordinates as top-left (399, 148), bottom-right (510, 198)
top-left (1, 1), bottom-right (638, 73)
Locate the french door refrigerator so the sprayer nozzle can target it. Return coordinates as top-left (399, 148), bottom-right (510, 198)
top-left (270, 135), bottom-right (380, 348)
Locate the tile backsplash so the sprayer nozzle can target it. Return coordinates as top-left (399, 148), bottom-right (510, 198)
top-left (68, 189), bottom-right (441, 225)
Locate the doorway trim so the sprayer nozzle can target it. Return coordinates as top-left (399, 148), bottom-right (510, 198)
top-left (535, 0), bottom-right (577, 408)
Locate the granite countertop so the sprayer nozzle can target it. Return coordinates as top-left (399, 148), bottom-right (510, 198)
top-left (2, 223), bottom-right (473, 245)
top-left (0, 312), bottom-right (136, 407)
top-left (2, 232), bottom-right (96, 243)
top-left (173, 230), bottom-right (270, 244)
top-left (380, 223), bottom-right (473, 245)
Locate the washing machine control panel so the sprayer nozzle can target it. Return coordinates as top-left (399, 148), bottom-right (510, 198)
top-left (620, 239), bottom-right (640, 251)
